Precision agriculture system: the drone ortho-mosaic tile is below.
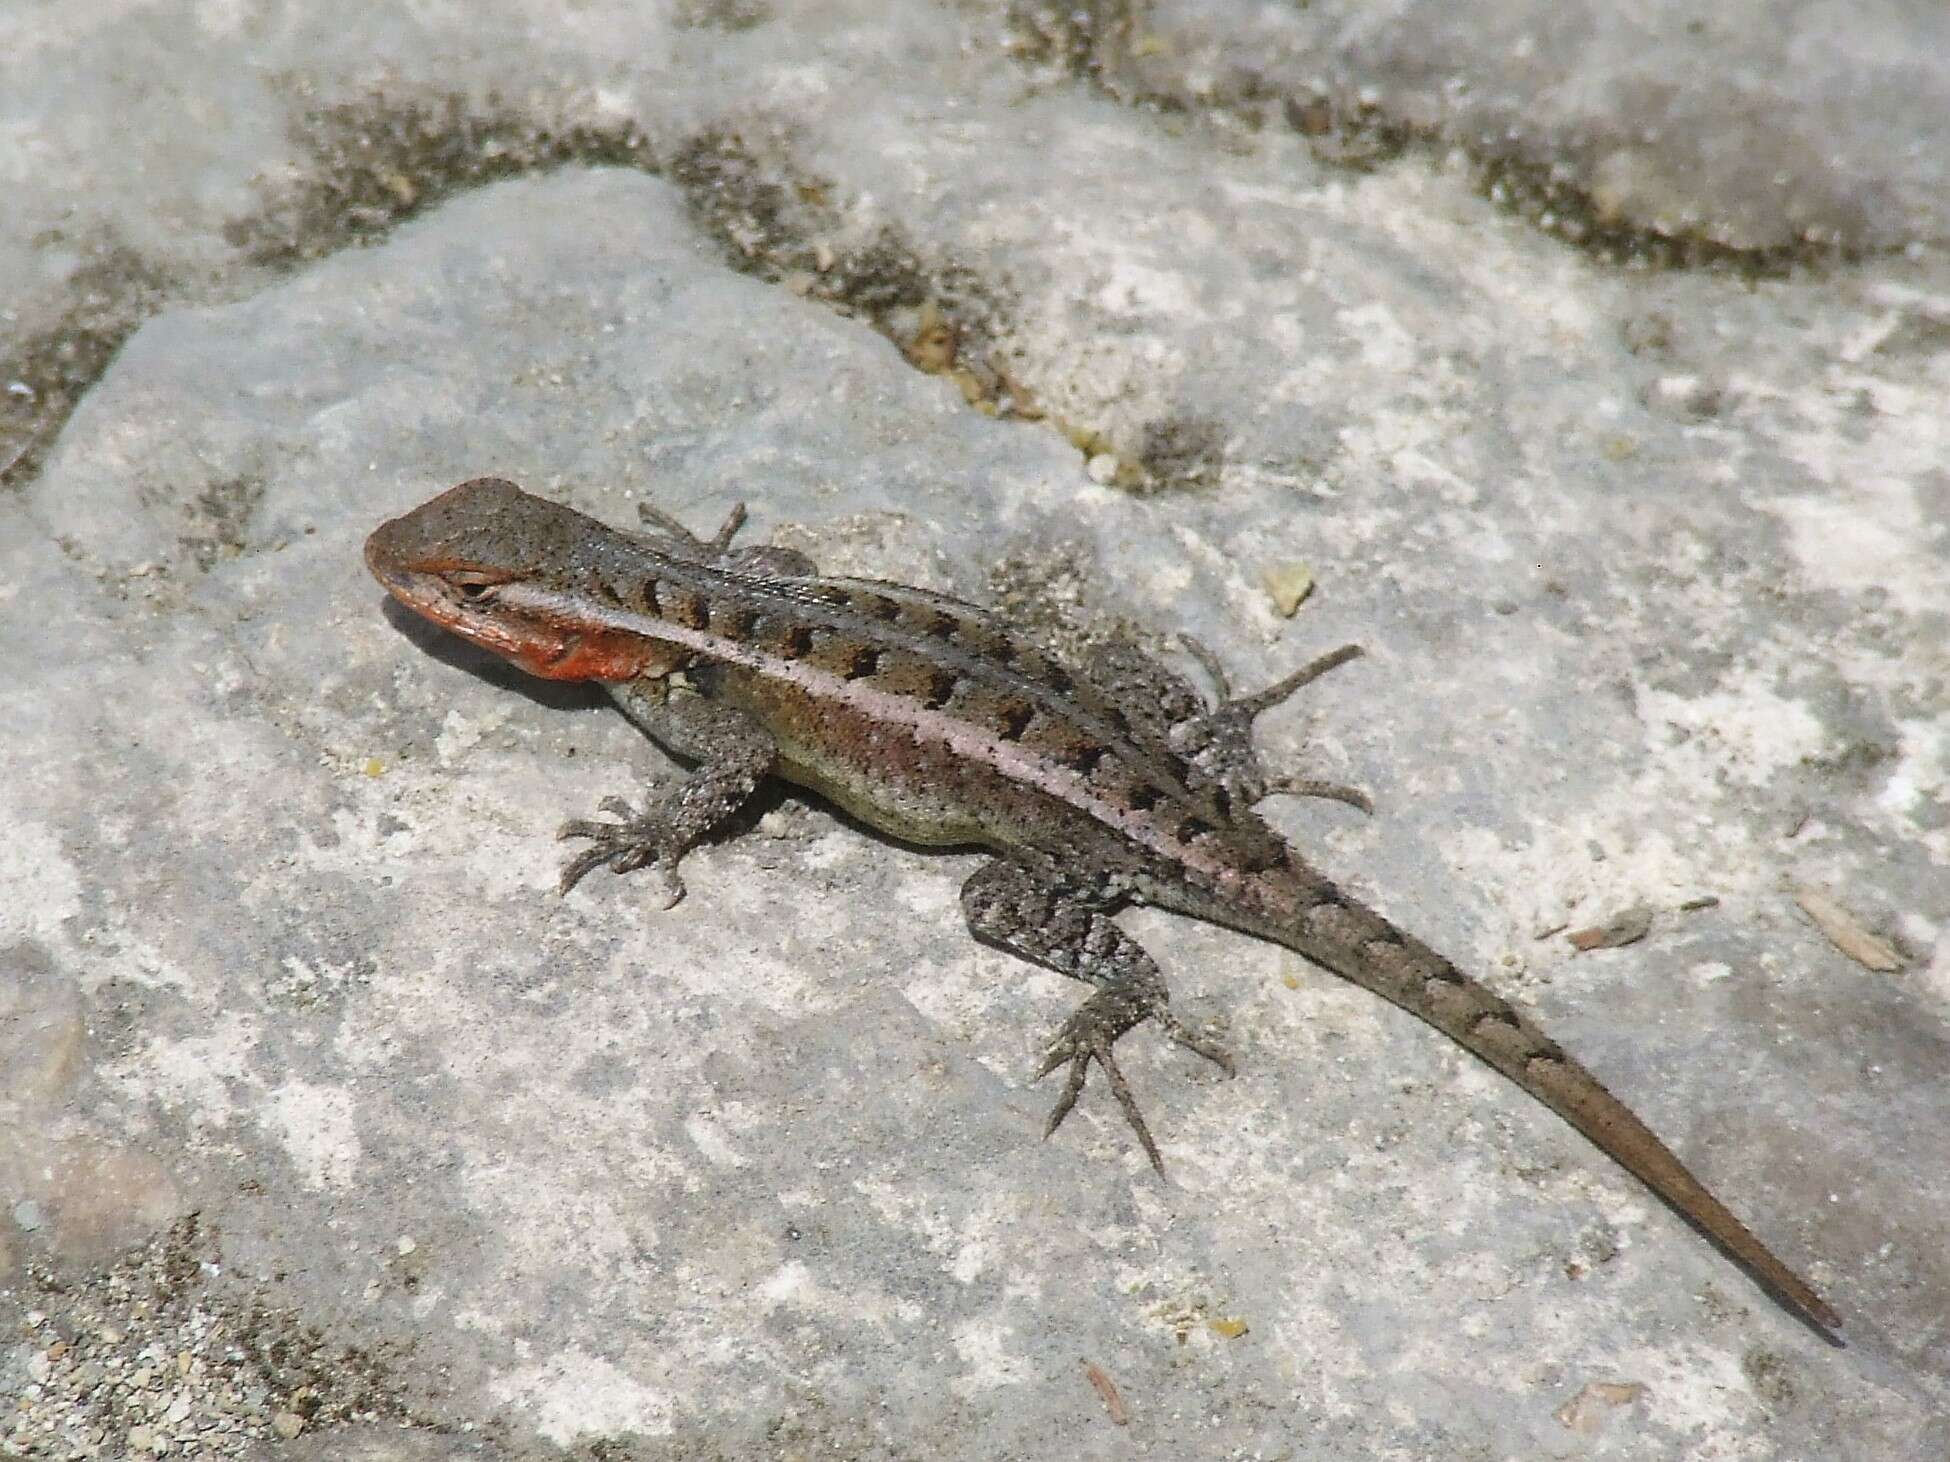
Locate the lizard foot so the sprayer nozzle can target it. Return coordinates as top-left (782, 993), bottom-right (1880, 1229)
top-left (557, 795), bottom-right (687, 907)
top-left (1173, 642), bottom-right (1372, 811)
top-left (1035, 992), bottom-right (1235, 1176)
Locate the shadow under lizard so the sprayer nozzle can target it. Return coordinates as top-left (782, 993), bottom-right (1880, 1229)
top-left (365, 476), bottom-right (1842, 1341)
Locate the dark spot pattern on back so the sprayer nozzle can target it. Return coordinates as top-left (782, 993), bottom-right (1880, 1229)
top-left (1239, 839), bottom-right (1286, 873)
top-left (998, 700), bottom-right (1036, 739)
top-left (923, 668), bottom-right (958, 709)
top-left (713, 601), bottom-right (757, 639)
top-left (638, 578), bottom-right (661, 614)
top-left (1063, 743), bottom-right (1109, 776)
top-left (669, 591), bottom-right (710, 630)
top-left (1175, 815), bottom-right (1212, 843)
top-left (710, 570), bottom-right (1222, 835)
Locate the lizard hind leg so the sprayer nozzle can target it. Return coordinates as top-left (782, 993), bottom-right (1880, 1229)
top-left (1172, 641), bottom-right (1372, 813)
top-left (960, 859), bottom-right (1233, 1175)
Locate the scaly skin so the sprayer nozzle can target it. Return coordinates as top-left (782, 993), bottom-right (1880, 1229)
top-left (366, 477), bottom-right (1841, 1339)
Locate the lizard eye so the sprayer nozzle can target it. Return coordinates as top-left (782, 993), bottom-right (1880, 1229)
top-left (448, 572), bottom-right (501, 602)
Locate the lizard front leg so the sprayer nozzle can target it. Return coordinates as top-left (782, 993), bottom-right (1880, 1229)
top-left (557, 678), bottom-right (777, 906)
top-left (634, 498), bottom-right (816, 578)
top-left (960, 859), bottom-right (1233, 1175)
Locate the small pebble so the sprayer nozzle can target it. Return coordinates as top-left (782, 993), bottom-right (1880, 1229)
top-left (13, 1199), bottom-right (46, 1231)
top-left (271, 1411), bottom-right (305, 1440)
top-left (1647, 373), bottom-right (1722, 416)
top-left (1260, 560), bottom-right (1315, 617)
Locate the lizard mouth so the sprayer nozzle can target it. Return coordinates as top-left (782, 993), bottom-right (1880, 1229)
top-left (365, 523), bottom-right (514, 617)
top-left (361, 525), bottom-right (410, 596)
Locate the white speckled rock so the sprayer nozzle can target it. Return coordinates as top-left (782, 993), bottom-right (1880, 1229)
top-left (0, 3), bottom-right (1945, 1458)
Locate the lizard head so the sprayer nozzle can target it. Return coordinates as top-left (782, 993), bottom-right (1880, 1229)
top-left (366, 477), bottom-right (669, 682)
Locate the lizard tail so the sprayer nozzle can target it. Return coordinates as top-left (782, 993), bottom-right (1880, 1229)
top-left (1231, 867), bottom-right (1842, 1340)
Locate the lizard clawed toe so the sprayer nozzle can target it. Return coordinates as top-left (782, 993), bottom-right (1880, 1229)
top-left (1033, 994), bottom-right (1231, 1176)
top-left (1037, 1024), bottom-right (1166, 1176)
top-left (1259, 775), bottom-right (1373, 814)
top-left (1156, 1009), bottom-right (1237, 1075)
top-left (556, 795), bottom-right (688, 906)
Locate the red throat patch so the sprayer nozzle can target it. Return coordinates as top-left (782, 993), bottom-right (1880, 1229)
top-left (507, 625), bottom-right (690, 682)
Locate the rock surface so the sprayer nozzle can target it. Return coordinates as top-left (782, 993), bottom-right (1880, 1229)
top-left (2, 3), bottom-right (1945, 1458)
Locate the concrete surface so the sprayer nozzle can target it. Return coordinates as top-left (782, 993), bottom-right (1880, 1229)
top-left (2, 3), bottom-right (1945, 1459)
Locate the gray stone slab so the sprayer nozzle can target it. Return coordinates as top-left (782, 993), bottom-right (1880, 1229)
top-left (1060, 0), bottom-right (1950, 253)
top-left (1, 4), bottom-right (1945, 1459)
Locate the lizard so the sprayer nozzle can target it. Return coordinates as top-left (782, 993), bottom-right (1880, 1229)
top-left (365, 475), bottom-right (1842, 1340)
